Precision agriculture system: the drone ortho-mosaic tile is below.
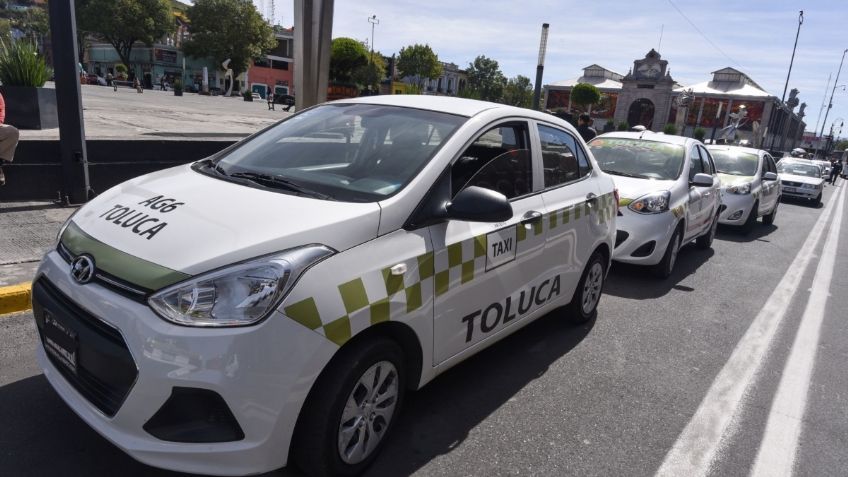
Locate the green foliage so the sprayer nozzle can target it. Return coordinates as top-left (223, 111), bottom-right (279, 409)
top-left (466, 55), bottom-right (505, 102)
top-left (0, 40), bottom-right (51, 87)
top-left (694, 127), bottom-right (706, 141)
top-left (353, 52), bottom-right (386, 92)
top-left (663, 123), bottom-right (678, 135)
top-left (834, 139), bottom-right (848, 151)
top-left (617, 121), bottom-right (629, 131)
top-left (397, 44), bottom-right (442, 90)
top-left (114, 64), bottom-right (127, 74)
top-left (173, 77), bottom-right (182, 91)
top-left (502, 75), bottom-right (533, 108)
top-left (182, 0), bottom-right (275, 78)
top-left (0, 19), bottom-right (11, 46)
top-left (242, 90), bottom-right (252, 100)
top-left (602, 120), bottom-right (615, 133)
top-left (329, 37), bottom-right (368, 84)
top-left (456, 86), bottom-right (481, 100)
top-left (76, 0), bottom-right (173, 68)
top-left (570, 83), bottom-right (601, 109)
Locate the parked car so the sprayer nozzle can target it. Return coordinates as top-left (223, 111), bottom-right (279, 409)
top-left (811, 159), bottom-right (831, 178)
top-left (776, 158), bottom-right (825, 205)
top-left (706, 145), bottom-right (781, 231)
top-left (34, 96), bottom-right (618, 477)
top-left (588, 132), bottom-right (720, 278)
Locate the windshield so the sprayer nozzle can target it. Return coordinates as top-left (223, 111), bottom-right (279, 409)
top-left (202, 104), bottom-right (466, 202)
top-left (708, 149), bottom-right (759, 176)
top-left (588, 137), bottom-right (685, 180)
top-left (777, 161), bottom-right (820, 178)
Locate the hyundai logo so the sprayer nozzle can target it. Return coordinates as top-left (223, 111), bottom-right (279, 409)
top-left (70, 255), bottom-right (95, 284)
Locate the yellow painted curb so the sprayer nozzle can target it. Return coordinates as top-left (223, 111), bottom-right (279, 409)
top-left (0, 282), bottom-right (32, 315)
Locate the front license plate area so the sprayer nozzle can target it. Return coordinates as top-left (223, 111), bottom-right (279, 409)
top-left (43, 310), bottom-right (78, 374)
top-left (783, 187), bottom-right (796, 193)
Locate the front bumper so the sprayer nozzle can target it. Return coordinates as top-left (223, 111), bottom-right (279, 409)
top-left (33, 251), bottom-right (337, 476)
top-left (718, 192), bottom-right (756, 225)
top-left (611, 209), bottom-right (677, 266)
top-left (780, 184), bottom-right (820, 199)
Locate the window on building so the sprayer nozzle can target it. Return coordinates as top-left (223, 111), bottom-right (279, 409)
top-left (254, 58), bottom-right (270, 68)
top-left (271, 60), bottom-right (289, 70)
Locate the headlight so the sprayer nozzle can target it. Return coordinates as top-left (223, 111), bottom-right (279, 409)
top-left (801, 183), bottom-right (817, 189)
top-left (56, 208), bottom-right (81, 242)
top-left (628, 191), bottom-right (671, 214)
top-left (726, 182), bottom-right (752, 195)
top-left (149, 245), bottom-right (335, 327)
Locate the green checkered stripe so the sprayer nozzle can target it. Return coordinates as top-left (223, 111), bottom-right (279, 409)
top-left (281, 192), bottom-right (615, 346)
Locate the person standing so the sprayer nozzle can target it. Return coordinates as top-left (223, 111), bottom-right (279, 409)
top-left (159, 76), bottom-right (166, 91)
top-left (0, 91), bottom-right (21, 186)
top-left (577, 113), bottom-right (598, 142)
top-left (830, 157), bottom-right (843, 184)
top-left (267, 91), bottom-right (275, 111)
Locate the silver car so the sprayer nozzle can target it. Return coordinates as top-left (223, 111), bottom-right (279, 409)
top-left (777, 159), bottom-right (825, 205)
top-left (707, 145), bottom-right (781, 231)
top-left (589, 132), bottom-right (721, 278)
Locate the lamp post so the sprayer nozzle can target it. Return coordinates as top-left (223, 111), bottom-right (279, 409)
top-left (769, 10), bottom-right (804, 151)
top-left (816, 48), bottom-right (848, 157)
top-left (532, 23), bottom-right (550, 111)
top-left (367, 14), bottom-right (379, 95)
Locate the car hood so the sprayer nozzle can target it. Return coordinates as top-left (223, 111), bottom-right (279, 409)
top-left (717, 173), bottom-right (755, 188)
top-left (779, 173), bottom-right (823, 185)
top-left (610, 175), bottom-right (677, 202)
top-left (65, 164), bottom-right (381, 277)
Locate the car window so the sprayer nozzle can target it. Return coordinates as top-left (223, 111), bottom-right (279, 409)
top-left (688, 147), bottom-right (705, 181)
top-left (208, 103), bottom-right (466, 202)
top-left (777, 161), bottom-right (820, 178)
top-left (452, 123), bottom-right (532, 200)
top-left (765, 155), bottom-right (777, 174)
top-left (588, 137), bottom-right (684, 180)
top-left (698, 146), bottom-right (715, 175)
top-left (709, 149), bottom-right (759, 176)
top-left (537, 124), bottom-right (591, 188)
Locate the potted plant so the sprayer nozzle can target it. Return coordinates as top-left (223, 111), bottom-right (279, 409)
top-left (663, 123), bottom-right (678, 135)
top-left (617, 121), bottom-right (629, 131)
top-left (115, 64), bottom-right (128, 81)
top-left (173, 78), bottom-right (183, 97)
top-left (694, 127), bottom-right (706, 142)
top-left (0, 40), bottom-right (57, 129)
top-left (242, 90), bottom-right (253, 101)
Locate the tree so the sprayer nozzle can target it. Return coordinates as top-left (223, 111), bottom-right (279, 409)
top-left (397, 44), bottom-right (441, 91)
top-left (182, 0), bottom-right (276, 80)
top-left (570, 83), bottom-right (601, 113)
top-left (835, 139), bottom-right (848, 151)
top-left (466, 55), bottom-right (505, 102)
top-left (76, 0), bottom-right (173, 69)
top-left (502, 75), bottom-right (533, 108)
top-left (353, 51), bottom-right (386, 92)
top-left (329, 37), bottom-right (367, 84)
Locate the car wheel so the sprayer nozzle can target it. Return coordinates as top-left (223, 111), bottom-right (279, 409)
top-left (815, 193), bottom-right (822, 206)
top-left (564, 251), bottom-right (606, 325)
top-left (292, 337), bottom-right (405, 477)
top-left (763, 199), bottom-right (778, 225)
top-left (652, 228), bottom-right (681, 279)
top-left (741, 200), bottom-right (759, 234)
top-left (696, 213), bottom-right (718, 249)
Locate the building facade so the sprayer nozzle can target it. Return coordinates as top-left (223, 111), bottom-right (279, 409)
top-left (544, 50), bottom-right (807, 151)
top-left (246, 30), bottom-right (295, 99)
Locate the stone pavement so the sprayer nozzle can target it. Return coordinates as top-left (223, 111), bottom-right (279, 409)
top-left (0, 201), bottom-right (76, 287)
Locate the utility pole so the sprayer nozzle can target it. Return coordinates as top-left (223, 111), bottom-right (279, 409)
top-left (293, 0), bottom-right (334, 110)
top-left (532, 23), bottom-right (550, 111)
top-left (813, 72), bottom-right (831, 138)
top-left (815, 48), bottom-right (848, 158)
top-left (48, 0), bottom-right (91, 204)
top-left (367, 14), bottom-right (379, 95)
top-left (771, 10), bottom-right (803, 152)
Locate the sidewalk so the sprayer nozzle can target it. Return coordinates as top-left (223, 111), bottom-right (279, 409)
top-left (0, 201), bottom-right (76, 314)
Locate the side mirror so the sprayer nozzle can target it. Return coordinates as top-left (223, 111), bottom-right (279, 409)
top-left (447, 186), bottom-right (513, 222)
top-left (691, 173), bottom-right (714, 188)
top-left (763, 171), bottom-right (778, 181)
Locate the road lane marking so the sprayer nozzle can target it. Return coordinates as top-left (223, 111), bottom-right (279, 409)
top-left (655, 185), bottom-right (845, 477)
top-left (749, 184), bottom-right (846, 477)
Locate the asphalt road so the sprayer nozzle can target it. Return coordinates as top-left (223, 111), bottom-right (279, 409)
top-left (2, 182), bottom-right (847, 477)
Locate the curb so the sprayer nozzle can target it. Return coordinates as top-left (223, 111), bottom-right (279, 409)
top-left (0, 282), bottom-right (32, 315)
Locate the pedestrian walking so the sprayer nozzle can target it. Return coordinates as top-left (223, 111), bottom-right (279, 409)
top-left (267, 91), bottom-right (275, 111)
top-left (0, 91), bottom-right (20, 186)
top-left (577, 113), bottom-right (597, 142)
top-left (106, 72), bottom-right (113, 87)
top-left (159, 76), bottom-right (166, 91)
top-left (134, 78), bottom-right (143, 94)
top-left (830, 158), bottom-right (843, 185)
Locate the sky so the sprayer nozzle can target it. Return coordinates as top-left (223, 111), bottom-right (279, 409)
top-left (259, 0), bottom-right (847, 138)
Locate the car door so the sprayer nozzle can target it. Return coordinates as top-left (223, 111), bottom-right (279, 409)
top-left (685, 146), bottom-right (706, 241)
top-left (761, 154), bottom-right (779, 213)
top-left (430, 121), bottom-right (549, 365)
top-left (534, 122), bottom-right (603, 301)
top-left (697, 145), bottom-right (720, 224)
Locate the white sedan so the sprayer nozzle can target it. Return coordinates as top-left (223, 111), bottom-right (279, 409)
top-left (777, 159), bottom-right (826, 205)
top-left (706, 145), bottom-right (781, 231)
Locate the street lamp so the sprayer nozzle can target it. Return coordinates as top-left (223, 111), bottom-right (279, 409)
top-left (816, 48), bottom-right (848, 157)
top-left (532, 23), bottom-right (550, 111)
top-left (769, 10), bottom-right (803, 151)
top-left (367, 15), bottom-right (379, 65)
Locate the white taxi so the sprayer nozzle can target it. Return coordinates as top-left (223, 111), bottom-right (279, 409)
top-left (706, 145), bottom-right (781, 231)
top-left (32, 96), bottom-right (617, 477)
top-left (777, 158), bottom-right (826, 205)
top-left (588, 132), bottom-right (721, 278)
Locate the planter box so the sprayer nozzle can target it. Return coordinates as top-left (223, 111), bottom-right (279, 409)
top-left (0, 85), bottom-right (59, 130)
top-left (174, 90), bottom-right (183, 96)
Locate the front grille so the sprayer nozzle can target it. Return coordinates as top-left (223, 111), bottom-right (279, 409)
top-left (32, 278), bottom-right (138, 417)
top-left (781, 180), bottom-right (802, 187)
top-left (57, 243), bottom-right (150, 303)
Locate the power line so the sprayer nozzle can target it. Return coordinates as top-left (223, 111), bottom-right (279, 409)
top-left (666, 0), bottom-right (746, 71)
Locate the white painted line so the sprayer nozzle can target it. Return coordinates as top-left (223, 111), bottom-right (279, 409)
top-left (655, 185), bottom-right (845, 477)
top-left (749, 184), bottom-right (846, 477)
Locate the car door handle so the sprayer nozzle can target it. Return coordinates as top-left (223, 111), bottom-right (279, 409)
top-left (521, 211), bottom-right (543, 228)
top-left (585, 193), bottom-right (597, 207)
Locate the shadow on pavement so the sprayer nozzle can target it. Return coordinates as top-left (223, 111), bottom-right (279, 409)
top-left (603, 245), bottom-right (715, 300)
top-left (716, 223), bottom-right (778, 243)
top-left (780, 196), bottom-right (823, 209)
top-left (365, 311), bottom-right (595, 476)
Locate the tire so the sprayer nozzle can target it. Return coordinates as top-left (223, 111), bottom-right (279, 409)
top-left (564, 251), bottom-right (606, 325)
top-left (741, 200), bottom-right (759, 234)
top-left (815, 193), bottom-right (822, 206)
top-left (291, 337), bottom-right (406, 477)
top-left (762, 199), bottom-right (778, 225)
top-left (696, 213), bottom-right (718, 249)
top-left (652, 227), bottom-right (681, 279)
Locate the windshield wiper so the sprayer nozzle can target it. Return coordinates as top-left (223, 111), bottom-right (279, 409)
top-left (604, 170), bottom-right (644, 178)
top-left (227, 172), bottom-right (332, 200)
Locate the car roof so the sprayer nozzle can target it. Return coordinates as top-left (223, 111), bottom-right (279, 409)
top-left (594, 131), bottom-right (693, 146)
top-left (333, 95), bottom-right (548, 119)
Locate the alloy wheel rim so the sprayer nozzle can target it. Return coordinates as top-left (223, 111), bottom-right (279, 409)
top-left (338, 361), bottom-right (399, 465)
top-left (581, 262), bottom-right (604, 314)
